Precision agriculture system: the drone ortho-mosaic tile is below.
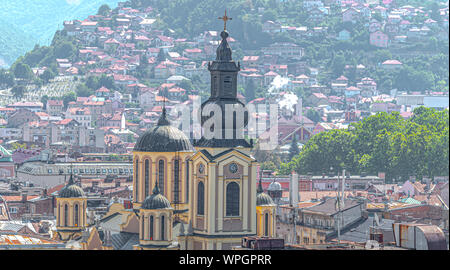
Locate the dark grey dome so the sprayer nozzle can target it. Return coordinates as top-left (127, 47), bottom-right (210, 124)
top-left (142, 182), bottom-right (172, 210)
top-left (134, 108), bottom-right (193, 152)
top-left (59, 175), bottom-right (85, 198)
top-left (256, 180), bottom-right (275, 206)
top-left (257, 192), bottom-right (275, 206)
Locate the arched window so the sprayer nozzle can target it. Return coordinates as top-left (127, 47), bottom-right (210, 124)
top-left (160, 215), bottom-right (165, 240)
top-left (149, 216), bottom-right (154, 240)
top-left (74, 204), bottom-right (79, 227)
top-left (226, 182), bottom-right (240, 216)
top-left (144, 159), bottom-right (150, 197)
top-left (64, 204), bottom-right (68, 227)
top-left (58, 203), bottom-right (60, 226)
top-left (264, 213), bottom-right (269, 236)
top-left (140, 216), bottom-right (144, 240)
top-left (158, 160), bottom-right (164, 195)
top-left (173, 159), bottom-right (180, 203)
top-left (135, 158), bottom-right (139, 201)
top-left (197, 181), bottom-right (204, 215)
top-left (185, 160), bottom-right (189, 202)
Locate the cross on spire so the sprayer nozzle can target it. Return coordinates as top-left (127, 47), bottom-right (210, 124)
top-left (218, 9), bottom-right (232, 31)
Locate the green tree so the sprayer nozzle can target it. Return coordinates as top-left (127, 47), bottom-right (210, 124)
top-left (331, 54), bottom-right (345, 77)
top-left (179, 79), bottom-right (193, 93)
top-left (13, 62), bottom-right (33, 80)
top-left (306, 109), bottom-right (321, 123)
top-left (53, 41), bottom-right (76, 59)
top-left (41, 95), bottom-right (49, 109)
top-left (261, 9), bottom-right (277, 22)
top-left (76, 84), bottom-right (94, 97)
top-left (288, 135), bottom-right (300, 161)
top-left (40, 69), bottom-right (55, 84)
top-left (97, 4), bottom-right (111, 16)
top-left (0, 69), bottom-right (15, 88)
top-left (11, 85), bottom-right (26, 99)
top-left (62, 91), bottom-right (76, 108)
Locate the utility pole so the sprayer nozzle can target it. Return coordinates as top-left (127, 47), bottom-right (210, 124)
top-left (336, 171), bottom-right (341, 244)
top-left (336, 169), bottom-right (346, 245)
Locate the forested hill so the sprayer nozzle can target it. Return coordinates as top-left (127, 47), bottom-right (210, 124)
top-left (0, 0), bottom-right (122, 67)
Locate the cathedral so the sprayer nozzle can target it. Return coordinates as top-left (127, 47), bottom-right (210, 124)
top-left (53, 16), bottom-right (276, 250)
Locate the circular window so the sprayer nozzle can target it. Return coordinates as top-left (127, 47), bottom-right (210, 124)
top-left (199, 164), bottom-right (205, 174)
top-left (229, 163), bottom-right (238, 173)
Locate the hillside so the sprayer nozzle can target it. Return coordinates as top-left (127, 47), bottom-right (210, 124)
top-left (0, 0), bottom-right (123, 67)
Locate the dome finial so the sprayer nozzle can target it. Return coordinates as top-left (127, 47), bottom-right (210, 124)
top-left (257, 179), bottom-right (263, 194)
top-left (216, 11), bottom-right (233, 61)
top-left (153, 179), bottom-right (160, 195)
top-left (157, 104), bottom-right (170, 126)
top-left (218, 9), bottom-right (232, 31)
top-left (67, 163), bottom-right (74, 185)
top-left (68, 174), bottom-right (74, 185)
top-left (157, 89), bottom-right (170, 126)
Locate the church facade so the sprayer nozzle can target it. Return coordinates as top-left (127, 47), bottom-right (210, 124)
top-left (53, 19), bottom-right (276, 250)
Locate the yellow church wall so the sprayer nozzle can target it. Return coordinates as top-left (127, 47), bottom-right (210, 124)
top-left (56, 197), bottom-right (87, 230)
top-left (188, 148), bottom-right (258, 238)
top-left (133, 151), bottom-right (193, 210)
top-left (256, 206), bottom-right (275, 237)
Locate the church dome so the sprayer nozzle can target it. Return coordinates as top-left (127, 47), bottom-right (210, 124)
top-left (257, 192), bottom-right (275, 206)
top-left (268, 181), bottom-right (282, 191)
top-left (142, 182), bottom-right (172, 210)
top-left (134, 108), bottom-right (193, 152)
top-left (58, 175), bottom-right (85, 198)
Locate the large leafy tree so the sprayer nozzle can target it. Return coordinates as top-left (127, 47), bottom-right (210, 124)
top-left (13, 62), bottom-right (33, 80)
top-left (280, 108), bottom-right (449, 182)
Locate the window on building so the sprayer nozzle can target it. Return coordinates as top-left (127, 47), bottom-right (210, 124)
top-left (185, 160), bottom-right (189, 202)
top-left (160, 215), bottom-right (165, 240)
top-left (74, 204), bottom-right (79, 226)
top-left (174, 159), bottom-right (180, 203)
top-left (149, 215), bottom-right (154, 240)
top-left (145, 159), bottom-right (150, 197)
top-left (64, 204), bottom-right (68, 227)
top-left (197, 181), bottom-right (204, 215)
top-left (158, 160), bottom-right (164, 195)
top-left (226, 182), bottom-right (240, 216)
top-left (264, 213), bottom-right (269, 236)
top-left (135, 158), bottom-right (139, 201)
top-left (141, 216), bottom-right (144, 240)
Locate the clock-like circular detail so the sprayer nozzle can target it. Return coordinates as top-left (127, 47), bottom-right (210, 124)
top-left (199, 164), bottom-right (205, 174)
top-left (229, 163), bottom-right (238, 173)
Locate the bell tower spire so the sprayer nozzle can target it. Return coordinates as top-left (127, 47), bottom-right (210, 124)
top-left (195, 10), bottom-right (250, 148)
